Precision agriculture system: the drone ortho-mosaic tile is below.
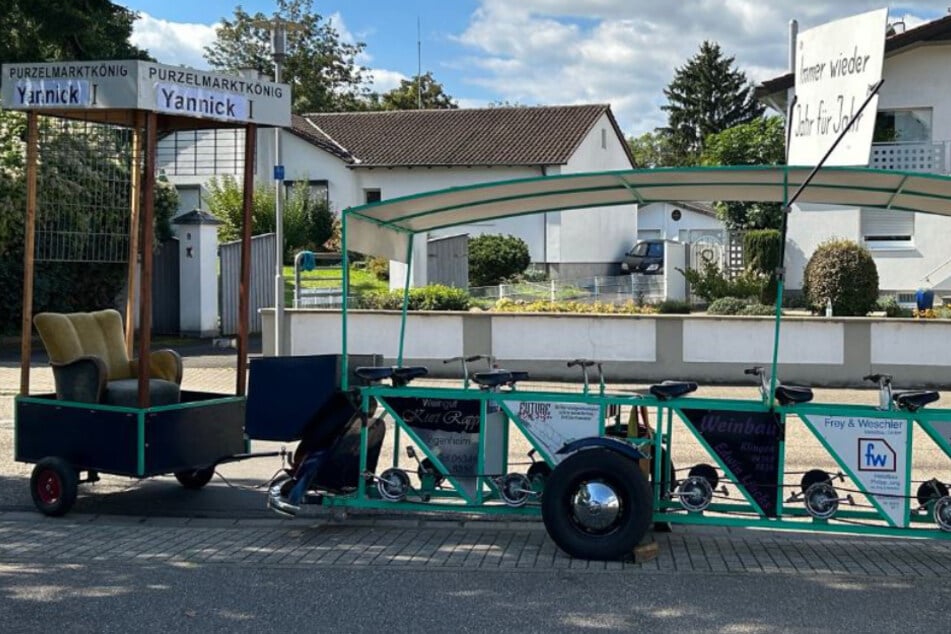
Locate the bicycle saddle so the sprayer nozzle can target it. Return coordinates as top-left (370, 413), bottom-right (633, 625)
top-left (471, 370), bottom-right (514, 388)
top-left (649, 380), bottom-right (698, 400)
top-left (893, 390), bottom-right (940, 412)
top-left (774, 385), bottom-right (814, 406)
top-left (354, 366), bottom-right (394, 382)
top-left (392, 366), bottom-right (429, 385)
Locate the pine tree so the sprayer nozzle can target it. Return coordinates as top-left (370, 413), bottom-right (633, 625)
top-left (659, 41), bottom-right (764, 164)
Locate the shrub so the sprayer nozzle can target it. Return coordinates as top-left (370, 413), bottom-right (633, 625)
top-left (878, 296), bottom-right (911, 318)
top-left (803, 239), bottom-right (879, 316)
top-left (744, 229), bottom-right (781, 304)
top-left (357, 285), bottom-right (471, 311)
top-left (739, 302), bottom-right (778, 316)
top-left (367, 256), bottom-right (390, 281)
top-left (468, 234), bottom-right (530, 287)
top-left (679, 260), bottom-right (764, 302)
top-left (657, 299), bottom-right (692, 314)
top-left (707, 297), bottom-right (749, 315)
top-left (492, 298), bottom-right (658, 314)
top-left (707, 297), bottom-right (778, 316)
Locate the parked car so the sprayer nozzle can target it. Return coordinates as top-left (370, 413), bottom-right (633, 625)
top-left (620, 239), bottom-right (664, 274)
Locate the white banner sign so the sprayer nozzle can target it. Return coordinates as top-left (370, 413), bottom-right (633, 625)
top-left (788, 8), bottom-right (887, 166)
top-left (507, 400), bottom-right (601, 463)
top-left (1, 60), bottom-right (290, 127)
top-left (804, 413), bottom-right (908, 526)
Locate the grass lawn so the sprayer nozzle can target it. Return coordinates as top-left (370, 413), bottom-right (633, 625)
top-left (282, 264), bottom-right (388, 306)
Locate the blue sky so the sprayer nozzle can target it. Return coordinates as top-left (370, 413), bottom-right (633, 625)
top-left (118, 1), bottom-right (948, 136)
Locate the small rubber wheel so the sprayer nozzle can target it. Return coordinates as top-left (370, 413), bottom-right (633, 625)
top-left (174, 467), bottom-right (215, 490)
top-left (417, 458), bottom-right (445, 488)
top-left (527, 461), bottom-right (552, 485)
top-left (30, 457), bottom-right (79, 517)
top-left (688, 463), bottom-right (719, 489)
top-left (800, 469), bottom-right (831, 494)
top-left (917, 478), bottom-right (949, 507)
top-left (542, 448), bottom-right (652, 561)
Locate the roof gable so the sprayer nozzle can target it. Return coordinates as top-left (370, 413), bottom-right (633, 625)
top-left (293, 105), bottom-right (635, 168)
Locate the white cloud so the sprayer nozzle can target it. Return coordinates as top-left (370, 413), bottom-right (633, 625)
top-left (454, 0), bottom-right (951, 136)
top-left (130, 12), bottom-right (217, 69)
top-left (366, 68), bottom-right (407, 94)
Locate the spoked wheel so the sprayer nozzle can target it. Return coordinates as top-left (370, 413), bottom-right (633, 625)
top-left (174, 466), bottom-right (216, 490)
top-left (542, 448), bottom-right (652, 561)
top-left (30, 457), bottom-right (79, 517)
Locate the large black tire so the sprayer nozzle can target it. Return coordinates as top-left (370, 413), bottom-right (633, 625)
top-left (30, 457), bottom-right (79, 517)
top-left (174, 466), bottom-right (215, 490)
top-left (542, 448), bottom-right (652, 561)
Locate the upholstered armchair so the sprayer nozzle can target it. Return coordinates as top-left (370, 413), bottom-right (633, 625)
top-left (33, 309), bottom-right (183, 407)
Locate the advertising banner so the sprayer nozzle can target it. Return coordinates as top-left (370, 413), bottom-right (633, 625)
top-left (788, 8), bottom-right (887, 166)
top-left (681, 409), bottom-right (783, 517)
top-left (506, 400), bottom-right (601, 464)
top-left (802, 414), bottom-right (909, 526)
top-left (386, 396), bottom-right (482, 498)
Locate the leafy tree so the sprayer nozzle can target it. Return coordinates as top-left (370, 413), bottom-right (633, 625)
top-left (203, 0), bottom-right (369, 113)
top-left (153, 173), bottom-right (178, 243)
top-left (659, 41), bottom-right (764, 163)
top-left (0, 0), bottom-right (151, 70)
top-left (379, 72), bottom-right (458, 110)
top-left (627, 131), bottom-right (678, 168)
top-left (702, 116), bottom-right (786, 230)
top-left (468, 234), bottom-right (530, 287)
top-left (205, 176), bottom-right (336, 262)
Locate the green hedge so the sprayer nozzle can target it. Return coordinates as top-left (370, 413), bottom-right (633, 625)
top-left (357, 285), bottom-right (471, 311)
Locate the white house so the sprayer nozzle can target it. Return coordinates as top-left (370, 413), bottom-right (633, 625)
top-left (757, 14), bottom-right (951, 297)
top-left (158, 104), bottom-right (638, 285)
top-left (636, 201), bottom-right (725, 243)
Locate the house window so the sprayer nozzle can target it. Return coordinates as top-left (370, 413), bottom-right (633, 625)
top-left (284, 179), bottom-right (329, 205)
top-left (601, 128), bottom-right (607, 149)
top-left (175, 185), bottom-right (201, 214)
top-left (861, 208), bottom-right (914, 249)
top-left (365, 189), bottom-right (382, 204)
top-left (873, 109), bottom-right (932, 143)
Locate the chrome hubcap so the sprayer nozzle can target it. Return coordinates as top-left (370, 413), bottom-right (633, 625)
top-left (571, 481), bottom-right (621, 532)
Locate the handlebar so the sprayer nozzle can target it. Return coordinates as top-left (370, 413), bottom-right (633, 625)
top-left (744, 366), bottom-right (764, 376)
top-left (863, 373), bottom-right (892, 383)
top-left (567, 359), bottom-right (596, 368)
top-left (443, 354), bottom-right (491, 364)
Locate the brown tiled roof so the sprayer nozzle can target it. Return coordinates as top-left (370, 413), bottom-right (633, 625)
top-left (293, 105), bottom-right (635, 168)
top-left (756, 13), bottom-right (951, 99)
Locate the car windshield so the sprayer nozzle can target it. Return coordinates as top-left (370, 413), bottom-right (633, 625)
top-left (631, 242), bottom-right (662, 257)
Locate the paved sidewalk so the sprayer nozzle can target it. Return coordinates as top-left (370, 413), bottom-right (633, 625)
top-left (1, 512), bottom-right (951, 576)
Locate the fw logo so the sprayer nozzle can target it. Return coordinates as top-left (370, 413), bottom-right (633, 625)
top-left (857, 438), bottom-right (896, 472)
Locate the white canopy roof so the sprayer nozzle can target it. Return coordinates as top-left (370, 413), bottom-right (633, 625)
top-left (344, 166), bottom-right (951, 262)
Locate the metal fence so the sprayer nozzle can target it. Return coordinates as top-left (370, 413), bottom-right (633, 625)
top-left (219, 233), bottom-right (276, 335)
top-left (469, 274), bottom-right (665, 305)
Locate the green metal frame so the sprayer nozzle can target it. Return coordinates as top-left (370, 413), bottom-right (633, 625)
top-left (325, 164), bottom-right (951, 540)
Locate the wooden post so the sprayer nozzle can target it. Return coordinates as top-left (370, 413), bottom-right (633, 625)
top-left (19, 111), bottom-right (39, 396)
top-left (137, 112), bottom-right (157, 409)
top-left (237, 124), bottom-right (257, 396)
top-left (124, 113), bottom-right (143, 356)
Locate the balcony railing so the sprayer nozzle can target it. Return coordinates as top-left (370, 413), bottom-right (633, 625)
top-left (869, 141), bottom-right (946, 173)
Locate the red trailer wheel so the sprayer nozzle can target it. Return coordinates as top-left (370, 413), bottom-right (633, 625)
top-left (30, 458), bottom-right (79, 517)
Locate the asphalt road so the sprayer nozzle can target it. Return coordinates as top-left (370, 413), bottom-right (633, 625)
top-left (1, 560), bottom-right (947, 633)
